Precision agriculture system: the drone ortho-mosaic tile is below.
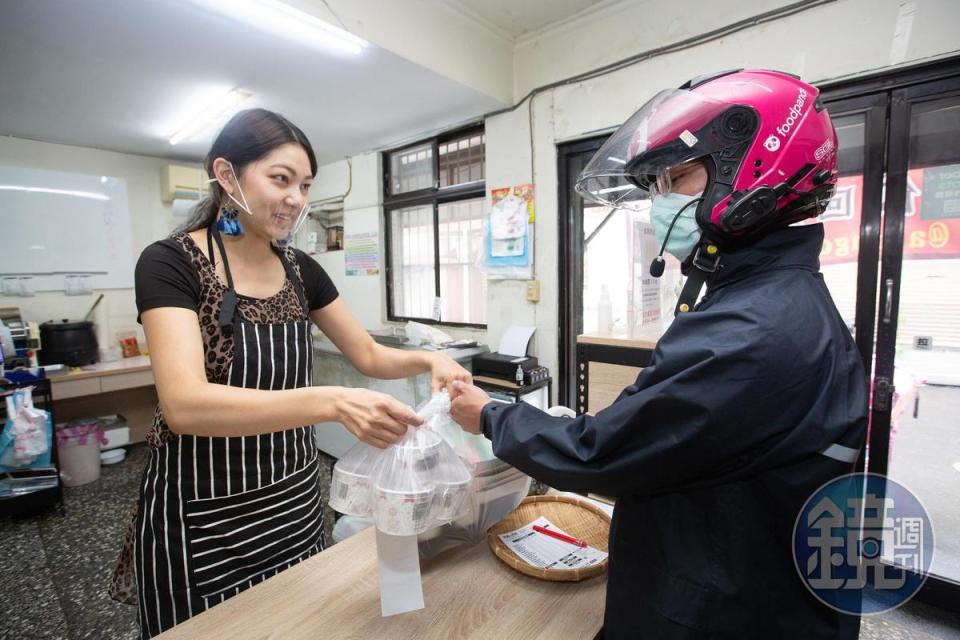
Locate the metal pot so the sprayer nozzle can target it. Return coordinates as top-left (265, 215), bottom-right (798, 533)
top-left (39, 319), bottom-right (98, 366)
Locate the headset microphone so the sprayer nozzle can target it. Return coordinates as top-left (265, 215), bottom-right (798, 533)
top-left (649, 197), bottom-right (703, 277)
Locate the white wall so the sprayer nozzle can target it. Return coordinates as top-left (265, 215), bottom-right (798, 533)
top-left (299, 152), bottom-right (384, 330)
top-left (0, 135), bottom-right (183, 348)
top-left (302, 0), bottom-right (514, 105)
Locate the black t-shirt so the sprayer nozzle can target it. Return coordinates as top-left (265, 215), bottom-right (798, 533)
top-left (135, 237), bottom-right (339, 322)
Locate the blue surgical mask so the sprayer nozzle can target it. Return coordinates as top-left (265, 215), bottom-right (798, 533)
top-left (650, 192), bottom-right (703, 261)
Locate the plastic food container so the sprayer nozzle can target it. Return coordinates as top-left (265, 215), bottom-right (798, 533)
top-left (373, 486), bottom-right (435, 536)
top-left (329, 466), bottom-right (374, 517)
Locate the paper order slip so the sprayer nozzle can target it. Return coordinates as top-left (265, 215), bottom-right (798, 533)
top-left (498, 516), bottom-right (608, 569)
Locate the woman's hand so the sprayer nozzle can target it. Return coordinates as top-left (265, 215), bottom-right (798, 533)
top-left (333, 388), bottom-right (425, 448)
top-left (448, 380), bottom-right (491, 435)
top-left (428, 353), bottom-right (472, 392)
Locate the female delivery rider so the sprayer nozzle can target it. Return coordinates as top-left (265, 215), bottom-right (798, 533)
top-left (116, 108), bottom-right (470, 638)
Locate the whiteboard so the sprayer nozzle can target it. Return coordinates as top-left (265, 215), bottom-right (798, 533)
top-left (0, 166), bottom-right (134, 291)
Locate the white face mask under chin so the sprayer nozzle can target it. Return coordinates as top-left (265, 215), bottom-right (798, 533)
top-left (224, 161), bottom-right (253, 217)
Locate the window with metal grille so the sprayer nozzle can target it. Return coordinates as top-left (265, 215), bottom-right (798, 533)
top-left (439, 132), bottom-right (485, 188)
top-left (384, 126), bottom-right (486, 327)
top-left (388, 142), bottom-right (435, 195)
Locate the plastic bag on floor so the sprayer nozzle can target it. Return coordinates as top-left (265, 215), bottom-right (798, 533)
top-left (0, 387), bottom-right (52, 471)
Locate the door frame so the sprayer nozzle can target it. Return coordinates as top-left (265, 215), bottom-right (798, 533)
top-left (557, 136), bottom-right (608, 409)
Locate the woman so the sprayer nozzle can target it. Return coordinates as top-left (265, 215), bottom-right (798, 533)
top-left (116, 108), bottom-right (470, 638)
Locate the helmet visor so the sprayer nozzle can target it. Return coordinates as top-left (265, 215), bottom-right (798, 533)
top-left (575, 89), bottom-right (733, 208)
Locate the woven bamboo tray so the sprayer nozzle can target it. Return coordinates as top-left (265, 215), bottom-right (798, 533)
top-left (486, 494), bottom-right (611, 582)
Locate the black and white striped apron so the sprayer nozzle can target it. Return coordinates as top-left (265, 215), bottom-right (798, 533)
top-left (135, 226), bottom-right (324, 638)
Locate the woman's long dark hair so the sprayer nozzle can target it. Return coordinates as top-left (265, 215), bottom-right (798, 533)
top-left (178, 108), bottom-right (318, 234)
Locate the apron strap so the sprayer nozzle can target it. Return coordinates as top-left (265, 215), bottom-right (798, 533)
top-left (208, 224), bottom-right (309, 326)
top-left (276, 248), bottom-right (310, 318)
top-left (206, 224), bottom-right (217, 269)
top-left (209, 223), bottom-right (239, 328)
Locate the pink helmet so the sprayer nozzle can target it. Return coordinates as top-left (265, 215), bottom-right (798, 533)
top-left (575, 69), bottom-right (839, 244)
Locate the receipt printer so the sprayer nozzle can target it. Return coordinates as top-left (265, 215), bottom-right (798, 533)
top-left (471, 353), bottom-right (548, 386)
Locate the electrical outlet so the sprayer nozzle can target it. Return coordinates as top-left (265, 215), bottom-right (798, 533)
top-left (526, 279), bottom-right (540, 303)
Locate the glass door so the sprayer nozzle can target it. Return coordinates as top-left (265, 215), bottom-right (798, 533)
top-left (872, 77), bottom-right (960, 603)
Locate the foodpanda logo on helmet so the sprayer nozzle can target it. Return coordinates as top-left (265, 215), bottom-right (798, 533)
top-left (775, 87), bottom-right (809, 138)
top-left (764, 135), bottom-right (781, 152)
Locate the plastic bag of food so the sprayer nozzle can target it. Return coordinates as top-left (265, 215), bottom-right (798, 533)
top-left (417, 390), bottom-right (496, 465)
top-left (328, 415), bottom-right (473, 537)
top-left (412, 391), bottom-right (531, 558)
top-left (329, 441), bottom-right (382, 517)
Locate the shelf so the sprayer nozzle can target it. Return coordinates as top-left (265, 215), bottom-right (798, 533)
top-left (0, 377), bottom-right (63, 516)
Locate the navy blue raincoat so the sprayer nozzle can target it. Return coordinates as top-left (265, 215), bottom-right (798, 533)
top-left (481, 224), bottom-right (868, 639)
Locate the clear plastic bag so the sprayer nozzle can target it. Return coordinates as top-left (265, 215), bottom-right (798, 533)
top-left (329, 441), bottom-right (381, 517)
top-left (328, 417), bottom-right (473, 537)
top-left (413, 391), bottom-right (531, 558)
top-left (418, 467), bottom-right (531, 558)
top-left (429, 438), bottom-right (472, 522)
top-left (372, 427), bottom-right (443, 536)
top-left (418, 390), bottom-right (496, 466)
top-left (331, 515), bottom-right (374, 544)
top-left (403, 321), bottom-right (453, 348)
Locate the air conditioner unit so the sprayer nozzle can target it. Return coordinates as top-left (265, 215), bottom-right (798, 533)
top-left (161, 164), bottom-right (208, 203)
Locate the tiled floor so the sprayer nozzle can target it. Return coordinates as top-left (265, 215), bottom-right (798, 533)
top-left (0, 444), bottom-right (338, 640)
top-left (1, 444), bottom-right (958, 639)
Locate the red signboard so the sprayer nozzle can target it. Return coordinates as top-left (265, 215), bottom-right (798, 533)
top-left (818, 168), bottom-right (960, 265)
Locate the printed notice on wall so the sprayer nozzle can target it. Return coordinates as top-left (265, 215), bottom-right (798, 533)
top-left (345, 231), bottom-right (380, 276)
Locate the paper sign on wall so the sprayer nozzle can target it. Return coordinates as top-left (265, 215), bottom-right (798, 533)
top-left (345, 231), bottom-right (380, 276)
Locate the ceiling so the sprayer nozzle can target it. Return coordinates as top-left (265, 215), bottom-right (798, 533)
top-left (0, 0), bottom-right (508, 164)
top-left (446, 0), bottom-right (610, 41)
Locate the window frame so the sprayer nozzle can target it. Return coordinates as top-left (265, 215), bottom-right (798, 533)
top-left (383, 124), bottom-right (487, 328)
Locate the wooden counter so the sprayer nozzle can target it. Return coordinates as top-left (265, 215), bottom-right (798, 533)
top-left (156, 526), bottom-right (607, 640)
top-left (46, 355), bottom-right (156, 443)
top-left (46, 354), bottom-right (153, 384)
top-left (576, 327), bottom-right (663, 351)
top-left (575, 330), bottom-right (663, 415)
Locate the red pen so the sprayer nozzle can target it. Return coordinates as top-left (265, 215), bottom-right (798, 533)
top-left (532, 524), bottom-right (587, 548)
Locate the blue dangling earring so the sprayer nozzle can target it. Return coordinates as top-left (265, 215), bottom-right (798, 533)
top-left (217, 206), bottom-right (244, 236)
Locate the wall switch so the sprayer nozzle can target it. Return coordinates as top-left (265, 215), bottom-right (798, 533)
top-left (525, 279), bottom-right (540, 303)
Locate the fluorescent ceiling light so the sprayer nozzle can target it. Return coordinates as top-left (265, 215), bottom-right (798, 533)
top-left (0, 185), bottom-right (110, 201)
top-left (169, 89), bottom-right (252, 145)
top-left (194, 0), bottom-right (367, 55)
